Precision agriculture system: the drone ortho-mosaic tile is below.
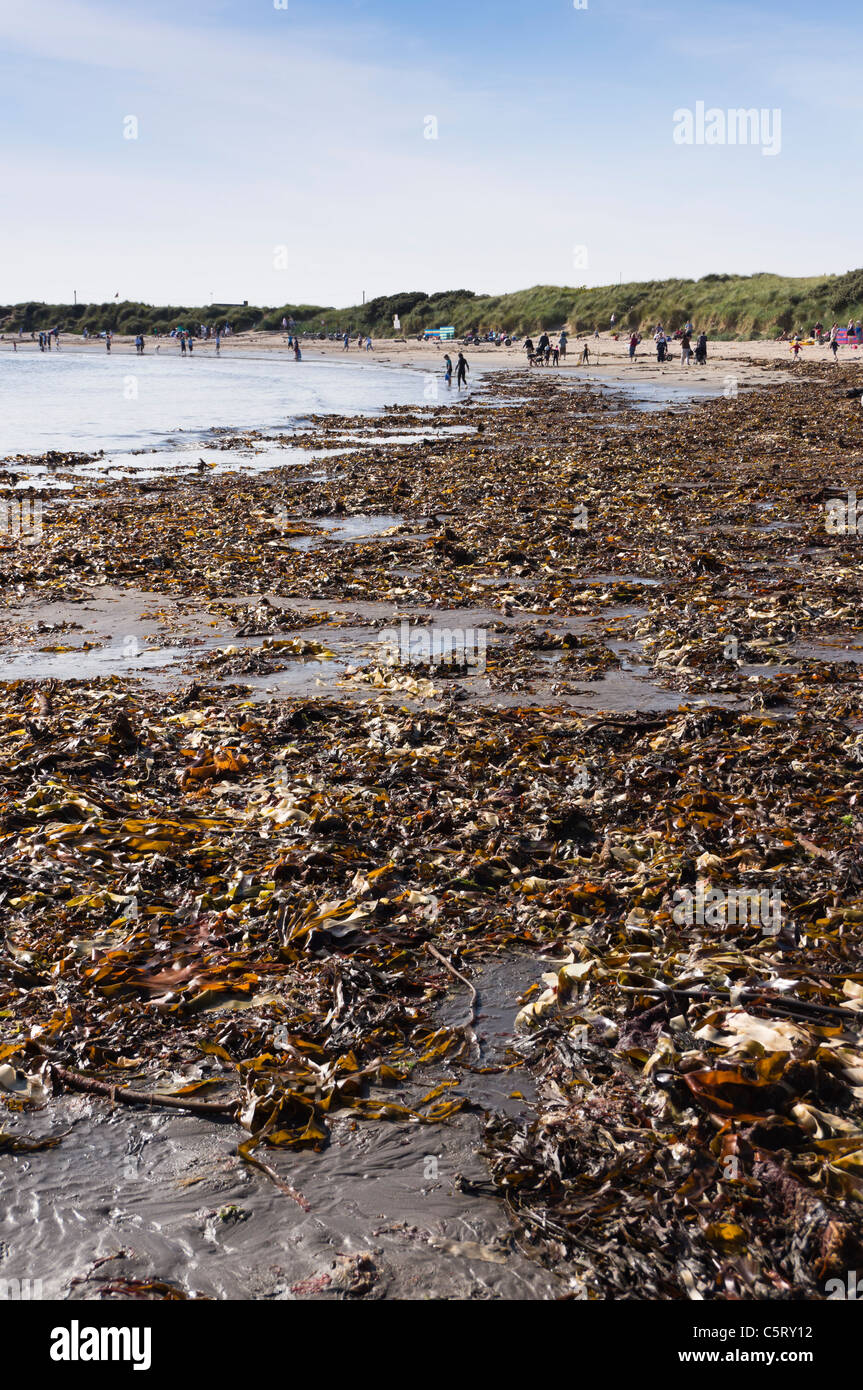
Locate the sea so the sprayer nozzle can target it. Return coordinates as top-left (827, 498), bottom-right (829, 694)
top-left (0, 346), bottom-right (444, 461)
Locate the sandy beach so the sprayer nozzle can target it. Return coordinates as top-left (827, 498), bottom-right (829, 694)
top-left (5, 328), bottom-right (853, 393)
top-left (2, 349), bottom-right (863, 1304)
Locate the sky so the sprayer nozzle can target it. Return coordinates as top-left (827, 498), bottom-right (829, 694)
top-left (0, 0), bottom-right (860, 308)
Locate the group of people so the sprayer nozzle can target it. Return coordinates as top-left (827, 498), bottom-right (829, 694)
top-left (775, 321), bottom-right (863, 363)
top-left (524, 330), bottom-right (569, 366)
top-left (341, 332), bottom-right (374, 351)
top-left (37, 329), bottom-right (60, 350)
top-left (442, 352), bottom-right (469, 387)
top-left (626, 322), bottom-right (708, 365)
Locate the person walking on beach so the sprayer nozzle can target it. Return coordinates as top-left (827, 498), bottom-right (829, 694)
top-left (552, 344), bottom-right (560, 366)
top-left (215, 331), bottom-right (221, 354)
top-left (695, 332), bottom-right (708, 365)
top-left (791, 335), bottom-right (802, 362)
top-left (180, 334), bottom-right (187, 355)
top-left (831, 335), bottom-right (839, 363)
top-left (343, 332), bottom-right (349, 351)
top-left (443, 353), bottom-right (453, 386)
top-left (456, 352), bottom-right (469, 388)
top-left (656, 333), bottom-right (667, 363)
top-left (559, 330), bottom-right (568, 358)
top-left (629, 331), bottom-right (638, 360)
top-left (188, 335), bottom-right (194, 354)
top-left (106, 331), bottom-right (112, 353)
top-left (680, 330), bottom-right (692, 366)
top-left (293, 339), bottom-right (302, 361)
top-left (581, 341), bottom-right (590, 365)
top-left (365, 336), bottom-right (373, 351)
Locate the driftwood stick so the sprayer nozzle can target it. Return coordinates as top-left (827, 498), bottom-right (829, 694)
top-left (51, 1064), bottom-right (238, 1118)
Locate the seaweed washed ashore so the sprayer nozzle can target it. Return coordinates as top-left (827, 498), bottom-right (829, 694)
top-left (2, 362), bottom-right (863, 1300)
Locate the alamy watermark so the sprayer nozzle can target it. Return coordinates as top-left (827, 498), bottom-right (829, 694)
top-left (826, 1271), bottom-right (863, 1300)
top-left (672, 885), bottom-right (782, 936)
top-left (50, 1322), bottom-right (151, 1371)
top-left (825, 491), bottom-right (863, 535)
top-left (673, 103), bottom-right (781, 157)
top-left (379, 619), bottom-right (487, 673)
top-left (0, 497), bottom-right (42, 544)
top-left (0, 1277), bottom-right (43, 1299)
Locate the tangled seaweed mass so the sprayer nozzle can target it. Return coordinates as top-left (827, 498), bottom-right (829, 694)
top-left (2, 360), bottom-right (863, 1299)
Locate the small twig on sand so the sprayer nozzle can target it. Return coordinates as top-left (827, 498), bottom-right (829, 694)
top-left (426, 942), bottom-right (479, 1028)
top-left (238, 1136), bottom-right (310, 1210)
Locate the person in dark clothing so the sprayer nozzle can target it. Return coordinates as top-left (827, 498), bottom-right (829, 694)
top-left (456, 352), bottom-right (469, 388)
top-left (695, 332), bottom-right (707, 365)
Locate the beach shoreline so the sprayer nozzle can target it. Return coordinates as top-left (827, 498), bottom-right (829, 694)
top-left (4, 328), bottom-right (852, 392)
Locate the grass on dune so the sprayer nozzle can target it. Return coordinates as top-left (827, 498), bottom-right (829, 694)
top-left (5, 269), bottom-right (863, 341)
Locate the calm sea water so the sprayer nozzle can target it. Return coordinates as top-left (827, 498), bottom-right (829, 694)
top-left (0, 348), bottom-right (442, 458)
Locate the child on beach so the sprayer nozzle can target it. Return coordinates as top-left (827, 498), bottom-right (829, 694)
top-left (444, 353), bottom-right (452, 385)
top-left (581, 342), bottom-right (590, 364)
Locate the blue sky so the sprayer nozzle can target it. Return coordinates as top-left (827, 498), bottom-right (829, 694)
top-left (0, 0), bottom-right (860, 307)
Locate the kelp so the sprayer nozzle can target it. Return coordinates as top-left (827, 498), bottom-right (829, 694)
top-left (2, 358), bottom-right (863, 1297)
